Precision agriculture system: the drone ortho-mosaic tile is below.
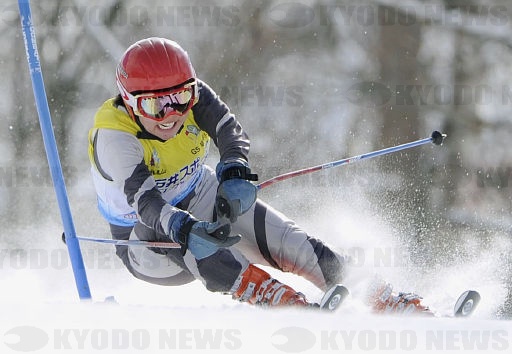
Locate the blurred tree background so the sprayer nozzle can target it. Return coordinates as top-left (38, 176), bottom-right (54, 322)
top-left (2, 0), bottom-right (512, 316)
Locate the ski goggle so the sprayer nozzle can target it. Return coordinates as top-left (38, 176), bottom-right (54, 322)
top-left (119, 80), bottom-right (196, 121)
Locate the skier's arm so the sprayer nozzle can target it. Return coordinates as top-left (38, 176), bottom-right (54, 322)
top-left (192, 80), bottom-right (258, 222)
top-left (192, 79), bottom-right (250, 164)
top-left (94, 129), bottom-right (239, 257)
top-left (93, 129), bottom-right (180, 235)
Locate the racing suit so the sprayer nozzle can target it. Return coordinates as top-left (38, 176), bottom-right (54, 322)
top-left (88, 79), bottom-right (346, 294)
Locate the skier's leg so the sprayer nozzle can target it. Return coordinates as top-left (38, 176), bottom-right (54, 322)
top-left (189, 166), bottom-right (348, 292)
top-left (126, 224), bottom-right (311, 306)
top-left (177, 247), bottom-right (309, 306)
top-left (112, 168), bottom-right (310, 306)
top-left (109, 223), bottom-right (195, 286)
top-left (232, 199), bottom-right (349, 291)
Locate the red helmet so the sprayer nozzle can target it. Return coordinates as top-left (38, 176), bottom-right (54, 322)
top-left (116, 38), bottom-right (197, 120)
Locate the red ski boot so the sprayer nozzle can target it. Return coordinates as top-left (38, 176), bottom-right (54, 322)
top-left (232, 264), bottom-right (309, 307)
top-left (368, 282), bottom-right (433, 316)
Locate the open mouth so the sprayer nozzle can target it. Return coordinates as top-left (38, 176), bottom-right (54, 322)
top-left (158, 122), bottom-right (176, 130)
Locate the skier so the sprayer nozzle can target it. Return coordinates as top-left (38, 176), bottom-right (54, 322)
top-left (88, 37), bottom-right (430, 312)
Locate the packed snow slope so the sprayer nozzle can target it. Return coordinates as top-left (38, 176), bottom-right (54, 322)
top-left (1, 185), bottom-right (511, 354)
top-left (1, 276), bottom-right (511, 354)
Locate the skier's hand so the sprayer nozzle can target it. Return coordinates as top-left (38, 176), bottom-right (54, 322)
top-left (169, 212), bottom-right (240, 259)
top-left (215, 159), bottom-right (258, 223)
top-left (187, 221), bottom-right (240, 259)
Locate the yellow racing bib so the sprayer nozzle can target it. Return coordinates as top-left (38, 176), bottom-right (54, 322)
top-left (89, 98), bottom-right (210, 195)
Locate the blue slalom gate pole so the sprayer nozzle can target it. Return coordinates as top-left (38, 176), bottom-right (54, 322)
top-left (18, 0), bottom-right (92, 300)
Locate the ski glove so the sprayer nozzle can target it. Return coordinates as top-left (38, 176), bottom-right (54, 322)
top-left (215, 159), bottom-right (258, 223)
top-left (169, 211), bottom-right (241, 259)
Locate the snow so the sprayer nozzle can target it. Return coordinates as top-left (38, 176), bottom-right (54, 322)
top-left (1, 197), bottom-right (511, 354)
top-left (2, 301), bottom-right (511, 354)
top-left (1, 280), bottom-right (511, 353)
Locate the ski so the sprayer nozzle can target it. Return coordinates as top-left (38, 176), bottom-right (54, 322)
top-left (316, 284), bottom-right (349, 312)
top-left (453, 290), bottom-right (481, 317)
top-left (312, 286), bottom-right (480, 316)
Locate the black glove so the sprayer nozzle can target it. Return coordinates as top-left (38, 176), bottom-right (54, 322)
top-left (215, 159), bottom-right (258, 223)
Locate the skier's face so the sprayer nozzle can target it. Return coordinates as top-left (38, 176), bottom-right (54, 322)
top-left (138, 112), bottom-right (188, 141)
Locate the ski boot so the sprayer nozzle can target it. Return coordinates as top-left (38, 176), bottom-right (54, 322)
top-left (232, 264), bottom-right (309, 307)
top-left (367, 282), bottom-right (433, 316)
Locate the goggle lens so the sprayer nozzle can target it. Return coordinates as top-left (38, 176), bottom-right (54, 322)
top-left (136, 86), bottom-right (194, 120)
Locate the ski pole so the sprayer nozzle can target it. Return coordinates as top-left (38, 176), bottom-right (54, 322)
top-left (256, 130), bottom-right (446, 190)
top-left (77, 131), bottom-right (445, 248)
top-left (74, 218), bottom-right (230, 249)
top-left (75, 235), bottom-right (181, 248)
